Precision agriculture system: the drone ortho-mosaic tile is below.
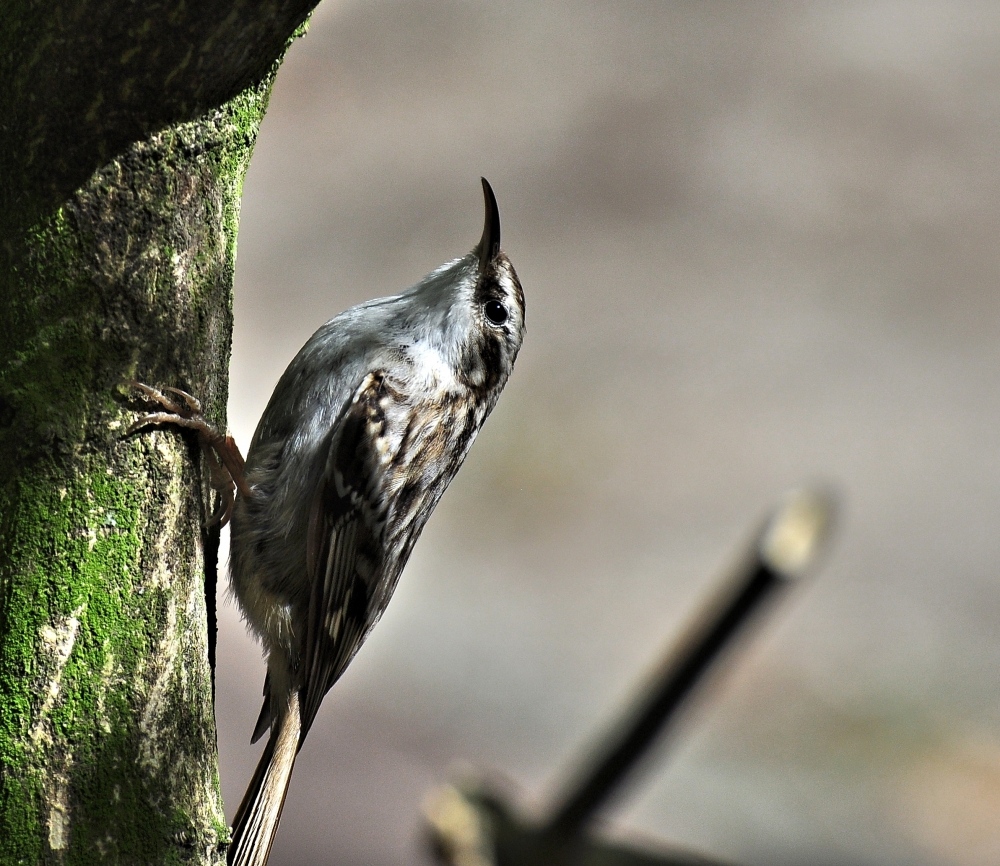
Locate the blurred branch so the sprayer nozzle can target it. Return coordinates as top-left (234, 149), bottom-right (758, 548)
top-left (425, 488), bottom-right (836, 866)
top-left (427, 785), bottom-right (727, 866)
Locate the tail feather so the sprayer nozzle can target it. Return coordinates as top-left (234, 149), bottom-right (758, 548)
top-left (250, 691), bottom-right (272, 745)
top-left (229, 692), bottom-right (301, 866)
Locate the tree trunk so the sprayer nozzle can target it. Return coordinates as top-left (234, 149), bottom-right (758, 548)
top-left (0, 4), bottom-right (319, 862)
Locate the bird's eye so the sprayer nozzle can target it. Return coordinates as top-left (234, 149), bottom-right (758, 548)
top-left (484, 300), bottom-right (508, 326)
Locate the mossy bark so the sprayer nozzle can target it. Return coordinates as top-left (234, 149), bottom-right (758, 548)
top-left (0, 3), bottom-right (319, 863)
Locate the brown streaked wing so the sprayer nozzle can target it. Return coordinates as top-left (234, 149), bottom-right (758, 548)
top-left (300, 372), bottom-right (390, 738)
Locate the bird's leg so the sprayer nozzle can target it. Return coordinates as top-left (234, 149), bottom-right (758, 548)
top-left (126, 380), bottom-right (250, 527)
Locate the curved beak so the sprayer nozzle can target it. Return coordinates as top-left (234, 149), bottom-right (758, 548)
top-left (477, 177), bottom-right (501, 272)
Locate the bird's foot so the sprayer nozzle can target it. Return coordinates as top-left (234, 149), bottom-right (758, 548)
top-left (125, 380), bottom-right (249, 527)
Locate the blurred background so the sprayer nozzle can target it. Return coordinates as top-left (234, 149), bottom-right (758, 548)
top-left (217, 2), bottom-right (1000, 864)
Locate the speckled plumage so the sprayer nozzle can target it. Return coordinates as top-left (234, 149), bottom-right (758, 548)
top-left (227, 179), bottom-right (524, 866)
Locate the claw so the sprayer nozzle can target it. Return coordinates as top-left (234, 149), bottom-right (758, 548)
top-left (125, 414), bottom-right (157, 437)
top-left (124, 379), bottom-right (250, 528)
top-left (208, 491), bottom-right (235, 528)
top-left (125, 380), bottom-right (186, 415)
top-left (126, 410), bottom-right (212, 437)
top-left (162, 386), bottom-right (203, 416)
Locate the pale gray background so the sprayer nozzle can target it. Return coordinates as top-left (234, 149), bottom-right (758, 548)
top-left (216, 2), bottom-right (1000, 864)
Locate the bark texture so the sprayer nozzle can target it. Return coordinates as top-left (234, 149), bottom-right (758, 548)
top-left (0, 2), bottom-right (319, 863)
top-left (1, 0), bottom-right (316, 242)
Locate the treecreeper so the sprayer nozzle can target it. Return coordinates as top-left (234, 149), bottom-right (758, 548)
top-left (128, 178), bottom-right (525, 866)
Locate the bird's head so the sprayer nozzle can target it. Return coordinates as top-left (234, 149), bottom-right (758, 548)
top-left (401, 178), bottom-right (525, 396)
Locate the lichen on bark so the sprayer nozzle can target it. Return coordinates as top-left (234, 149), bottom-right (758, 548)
top-left (0, 40), bottom-right (298, 865)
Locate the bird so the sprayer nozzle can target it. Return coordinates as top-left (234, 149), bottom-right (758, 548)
top-left (127, 178), bottom-right (525, 866)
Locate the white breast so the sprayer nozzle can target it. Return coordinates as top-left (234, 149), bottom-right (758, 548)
top-left (407, 343), bottom-right (460, 395)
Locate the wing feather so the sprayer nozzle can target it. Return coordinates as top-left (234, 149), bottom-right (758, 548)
top-left (299, 372), bottom-right (393, 737)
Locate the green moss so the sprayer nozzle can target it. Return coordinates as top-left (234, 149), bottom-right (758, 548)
top-left (0, 67), bottom-right (282, 866)
top-left (0, 426), bottom-right (231, 860)
top-left (0, 12), bottom-right (312, 858)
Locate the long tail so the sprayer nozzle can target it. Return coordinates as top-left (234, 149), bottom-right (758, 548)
top-left (228, 692), bottom-right (302, 866)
